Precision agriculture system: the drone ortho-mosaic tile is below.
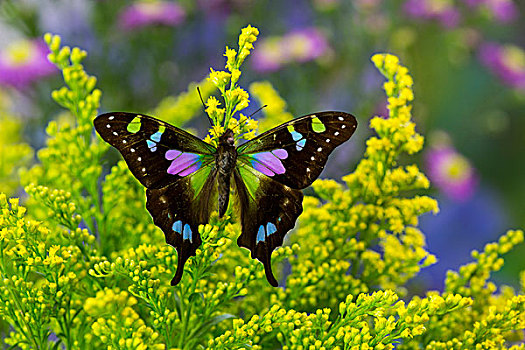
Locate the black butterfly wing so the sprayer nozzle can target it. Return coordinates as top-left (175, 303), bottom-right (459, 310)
top-left (94, 112), bottom-right (218, 285)
top-left (233, 161), bottom-right (303, 286)
top-left (146, 165), bottom-right (218, 285)
top-left (236, 111), bottom-right (357, 189)
top-left (94, 112), bottom-right (216, 189)
top-left (234, 111), bottom-right (357, 285)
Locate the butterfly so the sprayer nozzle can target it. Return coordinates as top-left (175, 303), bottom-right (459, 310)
top-left (94, 111), bottom-right (357, 286)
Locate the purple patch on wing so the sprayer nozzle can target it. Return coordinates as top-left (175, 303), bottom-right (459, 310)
top-left (252, 160), bottom-right (275, 176)
top-left (167, 153), bottom-right (201, 176)
top-left (166, 149), bottom-right (182, 160)
top-left (251, 151), bottom-right (286, 176)
top-left (178, 163), bottom-right (201, 176)
top-left (271, 149), bottom-right (288, 159)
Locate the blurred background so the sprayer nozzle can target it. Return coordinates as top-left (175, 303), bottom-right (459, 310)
top-left (0, 0), bottom-right (524, 291)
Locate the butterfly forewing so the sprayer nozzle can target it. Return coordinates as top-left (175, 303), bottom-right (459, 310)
top-left (237, 111), bottom-right (357, 189)
top-left (94, 112), bottom-right (216, 189)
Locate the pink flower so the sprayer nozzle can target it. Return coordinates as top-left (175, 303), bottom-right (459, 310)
top-left (118, 1), bottom-right (185, 30)
top-left (0, 39), bottom-right (57, 89)
top-left (425, 145), bottom-right (478, 201)
top-left (403, 0), bottom-right (461, 28)
top-left (479, 42), bottom-right (525, 90)
top-left (252, 28), bottom-right (330, 73)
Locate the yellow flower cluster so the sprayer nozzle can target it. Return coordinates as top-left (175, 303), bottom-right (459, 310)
top-left (204, 25), bottom-right (260, 145)
top-left (86, 288), bottom-right (165, 350)
top-left (0, 194), bottom-right (96, 349)
top-left (45, 33), bottom-right (100, 129)
top-left (208, 290), bottom-right (472, 350)
top-left (400, 229), bottom-right (525, 349)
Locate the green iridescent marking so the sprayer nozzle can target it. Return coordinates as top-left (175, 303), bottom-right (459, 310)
top-left (238, 157), bottom-right (260, 199)
top-left (127, 116), bottom-right (141, 133)
top-left (158, 125), bottom-right (166, 133)
top-left (311, 116), bottom-right (326, 133)
top-left (190, 160), bottom-right (212, 197)
top-left (287, 124), bottom-right (295, 133)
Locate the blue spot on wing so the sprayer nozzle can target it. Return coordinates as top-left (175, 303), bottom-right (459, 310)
top-left (290, 130), bottom-right (302, 141)
top-left (256, 225), bottom-right (266, 243)
top-left (296, 139), bottom-right (306, 151)
top-left (151, 131), bottom-right (162, 142)
top-left (266, 222), bottom-right (277, 235)
top-left (147, 139), bottom-right (157, 152)
top-left (172, 220), bottom-right (183, 233)
top-left (183, 224), bottom-right (192, 243)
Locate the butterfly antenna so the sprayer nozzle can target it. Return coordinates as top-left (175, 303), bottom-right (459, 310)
top-left (230, 104), bottom-right (268, 134)
top-left (249, 104), bottom-right (267, 119)
top-left (197, 87), bottom-right (214, 126)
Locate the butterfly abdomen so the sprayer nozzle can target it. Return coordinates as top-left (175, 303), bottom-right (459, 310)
top-left (216, 130), bottom-right (237, 217)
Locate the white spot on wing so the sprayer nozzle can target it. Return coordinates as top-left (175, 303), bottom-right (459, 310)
top-left (306, 167), bottom-right (311, 172)
top-left (106, 124), bottom-right (111, 128)
top-left (325, 139), bottom-right (330, 143)
top-left (123, 140), bottom-right (127, 144)
top-left (112, 131), bottom-right (118, 136)
top-left (311, 156), bottom-right (315, 161)
top-left (131, 148), bottom-right (135, 152)
top-left (338, 116), bottom-right (344, 121)
top-left (108, 116), bottom-right (114, 120)
top-left (317, 147), bottom-right (322, 152)
top-left (138, 157), bottom-right (142, 161)
top-left (342, 125), bottom-right (346, 129)
top-left (142, 167), bottom-right (146, 172)
top-left (334, 131), bottom-right (339, 136)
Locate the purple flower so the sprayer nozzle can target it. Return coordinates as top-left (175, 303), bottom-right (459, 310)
top-left (425, 145), bottom-right (478, 201)
top-left (403, 0), bottom-right (461, 28)
top-left (118, 1), bottom-right (185, 30)
top-left (479, 42), bottom-right (525, 90)
top-left (252, 28), bottom-right (330, 73)
top-left (485, 0), bottom-right (518, 22)
top-left (0, 39), bottom-right (56, 89)
top-left (465, 0), bottom-right (518, 22)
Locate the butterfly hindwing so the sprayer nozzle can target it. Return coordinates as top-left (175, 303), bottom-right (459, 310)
top-left (237, 111), bottom-right (357, 189)
top-left (146, 164), bottom-right (218, 285)
top-left (233, 160), bottom-right (303, 286)
top-left (94, 112), bottom-right (216, 189)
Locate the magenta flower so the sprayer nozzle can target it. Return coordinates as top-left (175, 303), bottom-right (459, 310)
top-left (0, 39), bottom-right (56, 89)
top-left (425, 145), bottom-right (478, 201)
top-left (118, 1), bottom-right (185, 30)
top-left (252, 28), bottom-right (330, 73)
top-left (479, 42), bottom-right (525, 90)
top-left (403, 0), bottom-right (461, 28)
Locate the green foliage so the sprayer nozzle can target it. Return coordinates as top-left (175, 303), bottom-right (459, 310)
top-left (0, 26), bottom-right (524, 350)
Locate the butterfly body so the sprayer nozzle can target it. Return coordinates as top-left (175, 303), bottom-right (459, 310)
top-left (94, 111), bottom-right (357, 286)
top-left (215, 129), bottom-right (237, 218)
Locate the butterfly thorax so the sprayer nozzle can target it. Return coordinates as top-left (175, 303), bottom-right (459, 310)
top-left (216, 129), bottom-right (237, 217)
